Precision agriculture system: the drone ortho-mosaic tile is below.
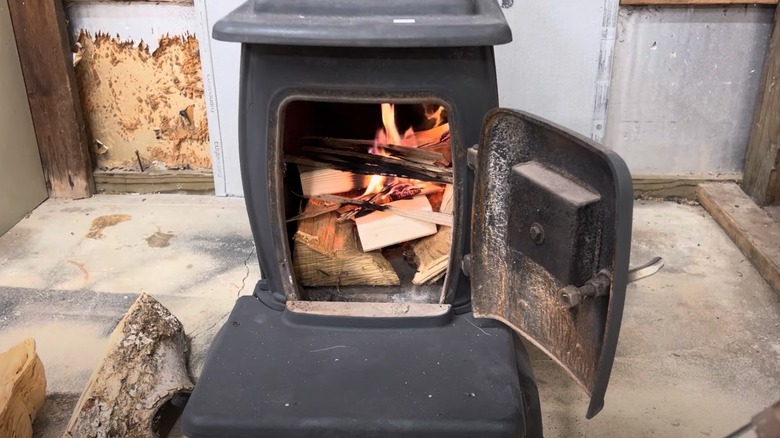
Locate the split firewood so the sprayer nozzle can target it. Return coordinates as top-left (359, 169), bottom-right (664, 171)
top-left (0, 339), bottom-right (46, 438)
top-left (414, 122), bottom-right (450, 146)
top-left (334, 183), bottom-right (444, 223)
top-left (286, 150), bottom-right (453, 184)
top-left (413, 185), bottom-right (455, 285)
top-left (313, 193), bottom-right (453, 227)
top-left (305, 137), bottom-right (447, 164)
top-left (299, 168), bottom-right (368, 197)
top-left (355, 196), bottom-right (439, 252)
top-left (65, 294), bottom-right (193, 438)
top-left (419, 140), bottom-right (452, 166)
top-left (294, 199), bottom-right (399, 286)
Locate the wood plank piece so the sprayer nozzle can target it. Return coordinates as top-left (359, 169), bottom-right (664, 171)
top-left (698, 183), bottom-right (780, 293)
top-left (633, 175), bottom-right (740, 200)
top-left (94, 171), bottom-right (215, 194)
top-left (743, 6), bottom-right (780, 205)
top-left (355, 196), bottom-right (438, 251)
top-left (621, 0), bottom-right (776, 4)
top-left (7, 0), bottom-right (94, 199)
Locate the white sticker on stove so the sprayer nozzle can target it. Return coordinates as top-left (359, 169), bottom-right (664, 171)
top-left (393, 18), bottom-right (416, 24)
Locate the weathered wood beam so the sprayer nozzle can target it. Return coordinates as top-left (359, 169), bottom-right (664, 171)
top-left (698, 183), bottom-right (780, 293)
top-left (743, 7), bottom-right (780, 205)
top-left (94, 170), bottom-right (215, 195)
top-left (633, 175), bottom-right (741, 200)
top-left (7, 0), bottom-right (94, 199)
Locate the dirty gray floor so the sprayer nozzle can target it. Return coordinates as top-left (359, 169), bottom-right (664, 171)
top-left (0, 195), bottom-right (778, 437)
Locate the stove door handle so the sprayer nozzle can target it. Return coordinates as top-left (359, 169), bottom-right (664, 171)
top-left (627, 257), bottom-right (664, 283)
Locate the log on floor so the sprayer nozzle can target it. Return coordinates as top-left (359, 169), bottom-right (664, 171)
top-left (0, 339), bottom-right (46, 438)
top-left (294, 200), bottom-right (399, 286)
top-left (65, 293), bottom-right (193, 438)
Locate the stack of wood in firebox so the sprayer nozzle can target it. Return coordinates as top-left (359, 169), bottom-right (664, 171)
top-left (285, 104), bottom-right (454, 287)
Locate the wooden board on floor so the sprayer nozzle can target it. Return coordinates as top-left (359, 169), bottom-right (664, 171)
top-left (743, 7), bottom-right (780, 205)
top-left (633, 175), bottom-right (741, 200)
top-left (94, 171), bottom-right (215, 194)
top-left (7, 0), bottom-right (94, 199)
top-left (698, 183), bottom-right (780, 293)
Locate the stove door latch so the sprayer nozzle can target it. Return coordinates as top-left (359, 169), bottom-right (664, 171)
top-left (558, 269), bottom-right (612, 309)
top-left (558, 257), bottom-right (664, 308)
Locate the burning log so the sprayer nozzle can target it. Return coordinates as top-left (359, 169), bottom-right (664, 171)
top-left (418, 140), bottom-right (451, 166)
top-left (306, 137), bottom-right (447, 165)
top-left (286, 150), bottom-right (452, 184)
top-left (414, 121), bottom-right (450, 146)
top-left (354, 196), bottom-right (439, 252)
top-left (294, 199), bottom-right (399, 286)
top-left (312, 193), bottom-right (453, 227)
top-left (413, 185), bottom-right (454, 285)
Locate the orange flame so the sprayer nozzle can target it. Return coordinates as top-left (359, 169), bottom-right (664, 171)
top-left (365, 104), bottom-right (399, 194)
top-left (364, 103), bottom-right (449, 195)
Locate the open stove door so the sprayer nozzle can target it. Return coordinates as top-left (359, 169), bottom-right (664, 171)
top-left (470, 108), bottom-right (632, 419)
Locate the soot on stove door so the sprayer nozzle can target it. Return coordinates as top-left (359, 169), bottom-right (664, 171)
top-left (281, 101), bottom-right (455, 303)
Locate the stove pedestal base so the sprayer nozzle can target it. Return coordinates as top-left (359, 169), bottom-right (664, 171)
top-left (182, 295), bottom-right (541, 437)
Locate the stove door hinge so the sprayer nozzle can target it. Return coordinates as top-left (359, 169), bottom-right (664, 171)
top-left (461, 254), bottom-right (473, 277)
top-left (558, 269), bottom-right (612, 309)
top-left (467, 145), bottom-right (479, 172)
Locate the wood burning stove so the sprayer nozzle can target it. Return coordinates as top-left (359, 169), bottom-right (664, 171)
top-left (182, 1), bottom-right (633, 437)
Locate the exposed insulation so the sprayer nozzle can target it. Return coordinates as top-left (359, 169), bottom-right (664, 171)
top-left (75, 31), bottom-right (211, 171)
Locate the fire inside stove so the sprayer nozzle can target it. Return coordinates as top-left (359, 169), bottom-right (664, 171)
top-left (282, 101), bottom-right (454, 303)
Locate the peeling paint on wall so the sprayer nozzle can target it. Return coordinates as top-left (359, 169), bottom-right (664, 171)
top-left (75, 32), bottom-right (211, 170)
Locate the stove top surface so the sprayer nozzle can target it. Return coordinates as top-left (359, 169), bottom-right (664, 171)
top-left (213, 0), bottom-right (512, 47)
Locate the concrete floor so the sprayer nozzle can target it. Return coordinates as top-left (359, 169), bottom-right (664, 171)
top-left (0, 195), bottom-right (778, 437)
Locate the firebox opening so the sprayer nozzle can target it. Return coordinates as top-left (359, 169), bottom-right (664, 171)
top-left (281, 100), bottom-right (454, 304)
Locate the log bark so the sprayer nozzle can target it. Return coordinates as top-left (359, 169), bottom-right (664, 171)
top-left (294, 200), bottom-right (399, 286)
top-left (65, 293), bottom-right (193, 438)
top-left (0, 339), bottom-right (46, 438)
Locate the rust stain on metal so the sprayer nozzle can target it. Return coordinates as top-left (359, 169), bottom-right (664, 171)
top-left (74, 31), bottom-right (211, 171)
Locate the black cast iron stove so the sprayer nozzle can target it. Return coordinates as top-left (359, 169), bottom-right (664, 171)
top-left (182, 2), bottom-right (634, 437)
